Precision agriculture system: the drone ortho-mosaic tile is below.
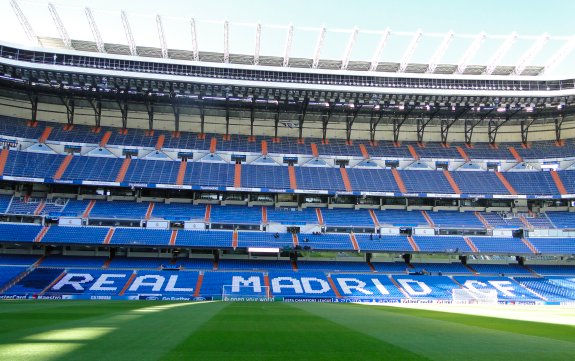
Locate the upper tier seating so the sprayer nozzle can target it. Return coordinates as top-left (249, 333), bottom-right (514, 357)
top-left (123, 159), bottom-right (180, 184)
top-left (175, 230), bottom-right (233, 248)
top-left (2, 148), bottom-right (575, 197)
top-left (236, 231), bottom-right (294, 248)
top-left (0, 194), bottom-right (12, 213)
top-left (529, 265), bottom-right (575, 276)
top-left (62, 156), bottom-right (124, 182)
top-left (528, 238), bottom-right (575, 254)
top-left (411, 262), bottom-right (472, 274)
top-left (346, 168), bottom-right (400, 192)
top-left (469, 237), bottom-right (532, 254)
top-left (89, 201), bottom-right (149, 219)
top-left (426, 211), bottom-right (484, 228)
top-left (296, 261), bottom-right (371, 272)
top-left (266, 207), bottom-right (318, 225)
top-left (2, 117), bottom-right (575, 161)
top-left (151, 202), bottom-right (206, 221)
top-left (545, 212), bottom-right (575, 229)
top-left (109, 228), bottom-right (172, 246)
top-left (0, 254), bottom-right (40, 266)
top-left (0, 223), bottom-right (41, 243)
top-left (210, 205), bottom-right (262, 225)
top-left (467, 263), bottom-right (532, 275)
top-left (354, 234), bottom-right (412, 252)
top-left (373, 210), bottom-right (427, 227)
top-left (401, 170), bottom-right (453, 194)
top-left (241, 164), bottom-right (291, 189)
top-left (3, 152), bottom-right (64, 179)
top-left (41, 226), bottom-right (109, 245)
top-left (450, 171), bottom-right (509, 194)
top-left (321, 208), bottom-right (375, 227)
top-left (413, 236), bottom-right (472, 253)
top-left (503, 171), bottom-right (559, 195)
top-left (298, 233), bottom-right (355, 251)
top-left (295, 167), bottom-right (345, 191)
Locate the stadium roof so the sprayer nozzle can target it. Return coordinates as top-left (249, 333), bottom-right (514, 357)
top-left (3, 0), bottom-right (575, 77)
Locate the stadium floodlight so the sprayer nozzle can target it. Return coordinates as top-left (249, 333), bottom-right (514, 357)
top-left (190, 18), bottom-right (199, 61)
top-left (254, 23), bottom-right (261, 65)
top-left (456, 32), bottom-right (486, 74)
top-left (156, 15), bottom-right (168, 59)
top-left (341, 27), bottom-right (359, 70)
top-left (427, 31), bottom-right (454, 73)
top-left (544, 35), bottom-right (575, 75)
top-left (513, 33), bottom-right (549, 75)
top-left (369, 28), bottom-right (390, 72)
top-left (312, 27), bottom-right (326, 69)
top-left (282, 24), bottom-right (294, 67)
top-left (85, 7), bottom-right (105, 53)
top-left (399, 29), bottom-right (423, 73)
top-left (120, 11), bottom-right (137, 56)
top-left (224, 20), bottom-right (229, 63)
top-left (485, 32), bottom-right (517, 75)
top-left (48, 3), bottom-right (71, 49)
top-left (10, 0), bottom-right (39, 46)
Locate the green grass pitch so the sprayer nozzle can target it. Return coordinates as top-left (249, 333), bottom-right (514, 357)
top-left (0, 301), bottom-right (573, 361)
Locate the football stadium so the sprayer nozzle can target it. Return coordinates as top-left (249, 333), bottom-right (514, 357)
top-left (0, 0), bottom-right (574, 359)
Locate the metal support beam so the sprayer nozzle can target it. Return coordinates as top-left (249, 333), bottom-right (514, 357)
top-left (48, 3), bottom-right (71, 49)
top-left (85, 7), bottom-right (105, 53)
top-left (254, 23), bottom-right (261, 65)
top-left (427, 31), bottom-right (454, 73)
top-left (190, 18), bottom-right (199, 61)
top-left (88, 96), bottom-right (102, 128)
top-left (144, 95), bottom-right (154, 131)
top-left (225, 96), bottom-right (230, 138)
top-left (399, 30), bottom-right (423, 73)
top-left (513, 33), bottom-right (549, 75)
top-left (456, 32), bottom-right (486, 74)
top-left (393, 108), bottom-right (412, 143)
top-left (341, 27), bottom-right (359, 70)
top-left (369, 107), bottom-right (384, 143)
top-left (171, 92), bottom-right (179, 133)
top-left (521, 118), bottom-right (536, 145)
top-left (369, 28), bottom-right (390, 72)
top-left (199, 97), bottom-right (205, 135)
top-left (322, 102), bottom-right (334, 142)
top-left (555, 113), bottom-right (564, 142)
top-left (274, 98), bottom-right (281, 139)
top-left (27, 91), bottom-right (39, 123)
top-left (121, 11), bottom-right (137, 56)
top-left (488, 109), bottom-right (520, 144)
top-left (465, 108), bottom-right (494, 145)
top-left (544, 36), bottom-right (575, 75)
top-left (156, 15), bottom-right (168, 59)
top-left (249, 96), bottom-right (256, 137)
top-left (298, 97), bottom-right (309, 140)
top-left (10, 0), bottom-right (39, 46)
top-left (283, 24), bottom-right (294, 67)
top-left (485, 32), bottom-right (517, 75)
top-left (464, 117), bottom-right (481, 145)
top-left (440, 106), bottom-right (469, 144)
top-left (416, 108), bottom-right (440, 144)
top-left (116, 95), bottom-right (128, 130)
top-left (59, 95), bottom-right (75, 126)
top-left (223, 20), bottom-right (230, 63)
top-left (345, 103), bottom-right (361, 142)
top-left (312, 27), bottom-right (326, 69)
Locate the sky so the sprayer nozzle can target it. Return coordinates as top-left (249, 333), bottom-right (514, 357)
top-left (1, 0), bottom-right (574, 76)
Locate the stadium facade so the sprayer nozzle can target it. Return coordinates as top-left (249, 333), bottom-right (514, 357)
top-left (0, 3), bottom-right (574, 303)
